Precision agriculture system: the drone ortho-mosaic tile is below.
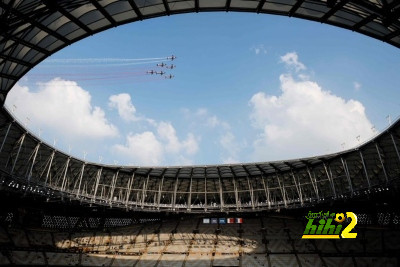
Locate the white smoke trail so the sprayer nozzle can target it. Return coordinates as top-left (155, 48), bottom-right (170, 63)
top-left (39, 60), bottom-right (166, 68)
top-left (44, 57), bottom-right (170, 64)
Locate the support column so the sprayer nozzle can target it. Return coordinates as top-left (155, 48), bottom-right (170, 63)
top-left (125, 173), bottom-right (135, 207)
top-left (172, 176), bottom-right (179, 210)
top-left (216, 167), bottom-right (224, 211)
top-left (187, 170), bottom-right (193, 211)
top-left (375, 143), bottom-right (389, 183)
top-left (0, 122), bottom-right (12, 153)
top-left (246, 176), bottom-right (255, 210)
top-left (61, 158), bottom-right (70, 191)
top-left (306, 167), bottom-right (319, 199)
top-left (135, 191), bottom-right (139, 207)
top-left (261, 175), bottom-right (271, 209)
top-left (100, 185), bottom-right (105, 199)
top-left (323, 162), bottom-right (337, 197)
top-left (76, 163), bottom-right (86, 197)
top-left (82, 183), bottom-right (87, 196)
top-left (157, 175), bottom-right (164, 210)
top-left (218, 177), bottom-right (224, 211)
top-left (27, 143), bottom-right (40, 182)
top-left (291, 171), bottom-right (303, 206)
top-left (11, 133), bottom-right (25, 174)
top-left (359, 151), bottom-right (371, 188)
top-left (141, 175), bottom-right (150, 208)
top-left (204, 174), bottom-right (207, 211)
top-left (233, 177), bottom-right (239, 211)
top-left (340, 157), bottom-right (353, 195)
top-left (44, 151), bottom-right (55, 185)
top-left (390, 134), bottom-right (400, 164)
top-left (93, 168), bottom-right (103, 202)
top-left (276, 174), bottom-right (287, 208)
top-left (109, 170), bottom-right (119, 204)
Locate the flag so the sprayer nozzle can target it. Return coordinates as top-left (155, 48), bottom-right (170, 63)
top-left (236, 218), bottom-right (243, 224)
top-left (219, 218), bottom-right (226, 224)
top-left (203, 218), bottom-right (210, 224)
top-left (227, 218), bottom-right (235, 224)
top-left (211, 218), bottom-right (218, 224)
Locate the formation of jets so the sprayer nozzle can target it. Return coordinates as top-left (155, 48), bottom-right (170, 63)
top-left (157, 62), bottom-right (167, 67)
top-left (146, 70), bottom-right (165, 75)
top-left (167, 55), bottom-right (177, 61)
top-left (147, 55), bottom-right (177, 79)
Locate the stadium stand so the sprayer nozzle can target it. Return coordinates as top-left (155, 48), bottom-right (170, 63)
top-left (0, 213), bottom-right (399, 266)
top-left (0, 1), bottom-right (400, 265)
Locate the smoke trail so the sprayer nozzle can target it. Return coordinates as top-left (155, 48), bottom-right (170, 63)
top-left (43, 57), bottom-right (171, 64)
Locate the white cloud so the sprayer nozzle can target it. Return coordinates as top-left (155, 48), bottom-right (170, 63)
top-left (157, 121), bottom-right (199, 155)
top-left (354, 82), bottom-right (362, 91)
top-left (220, 131), bottom-right (240, 163)
top-left (174, 155), bottom-right (194, 166)
top-left (6, 78), bottom-right (118, 139)
top-left (6, 80), bottom-right (198, 166)
top-left (184, 108), bottom-right (230, 130)
top-left (113, 121), bottom-right (199, 165)
top-left (207, 115), bottom-right (220, 128)
top-left (113, 132), bottom-right (163, 166)
top-left (222, 157), bottom-right (240, 164)
top-left (249, 73), bottom-right (374, 161)
top-left (108, 95), bottom-right (201, 165)
top-left (220, 131), bottom-right (235, 152)
top-left (181, 107), bottom-right (239, 162)
top-left (109, 93), bottom-right (138, 121)
top-left (195, 108), bottom-right (208, 116)
top-left (250, 45), bottom-right (267, 55)
top-left (280, 52), bottom-right (306, 72)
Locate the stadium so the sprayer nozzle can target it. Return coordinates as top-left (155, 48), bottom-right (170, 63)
top-left (0, 0), bottom-right (400, 266)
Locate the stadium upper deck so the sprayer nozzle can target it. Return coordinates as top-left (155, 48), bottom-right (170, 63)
top-left (0, 106), bottom-right (399, 213)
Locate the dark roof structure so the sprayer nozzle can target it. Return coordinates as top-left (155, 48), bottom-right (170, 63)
top-left (0, 0), bottom-right (399, 105)
top-left (0, 106), bottom-right (399, 213)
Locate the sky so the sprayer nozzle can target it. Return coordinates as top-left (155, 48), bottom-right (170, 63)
top-left (5, 12), bottom-right (400, 166)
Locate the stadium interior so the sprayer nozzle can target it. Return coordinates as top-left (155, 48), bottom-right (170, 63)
top-left (1, 0), bottom-right (400, 266)
top-left (0, 191), bottom-right (399, 266)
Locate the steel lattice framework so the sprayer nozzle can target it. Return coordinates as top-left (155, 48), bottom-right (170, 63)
top-left (0, 107), bottom-right (399, 213)
top-left (0, 0), bottom-right (400, 213)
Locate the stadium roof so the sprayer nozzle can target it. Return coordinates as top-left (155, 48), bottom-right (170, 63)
top-left (1, 0), bottom-right (400, 104)
top-left (0, 106), bottom-right (399, 212)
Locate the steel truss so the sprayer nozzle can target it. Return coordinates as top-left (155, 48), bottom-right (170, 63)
top-left (0, 107), bottom-right (399, 213)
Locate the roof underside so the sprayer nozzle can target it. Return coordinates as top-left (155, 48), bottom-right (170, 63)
top-left (0, 0), bottom-right (399, 103)
top-left (0, 106), bottom-right (399, 213)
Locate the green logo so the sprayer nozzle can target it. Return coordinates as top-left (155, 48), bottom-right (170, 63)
top-left (302, 211), bottom-right (357, 239)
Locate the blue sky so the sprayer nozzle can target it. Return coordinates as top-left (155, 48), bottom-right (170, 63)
top-left (6, 12), bottom-right (400, 166)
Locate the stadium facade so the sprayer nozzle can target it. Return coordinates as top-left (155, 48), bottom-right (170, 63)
top-left (0, 0), bottom-right (400, 266)
top-left (0, 106), bottom-right (399, 213)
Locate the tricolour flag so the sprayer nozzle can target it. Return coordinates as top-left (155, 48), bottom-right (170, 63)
top-left (227, 218), bottom-right (235, 224)
top-left (236, 218), bottom-right (243, 224)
